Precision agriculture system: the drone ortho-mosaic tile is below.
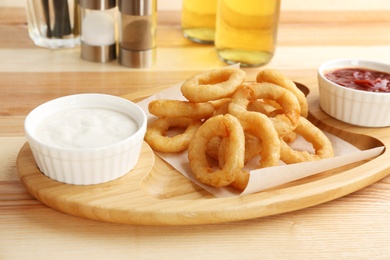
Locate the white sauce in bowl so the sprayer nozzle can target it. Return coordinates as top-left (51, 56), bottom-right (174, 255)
top-left (35, 108), bottom-right (138, 149)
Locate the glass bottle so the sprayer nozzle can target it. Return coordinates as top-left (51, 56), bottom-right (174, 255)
top-left (181, 0), bottom-right (217, 44)
top-left (215, 0), bottom-right (281, 67)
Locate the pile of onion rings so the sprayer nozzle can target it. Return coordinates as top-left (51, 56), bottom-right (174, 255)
top-left (144, 67), bottom-right (334, 191)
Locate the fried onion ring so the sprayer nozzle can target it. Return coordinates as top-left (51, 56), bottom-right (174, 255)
top-left (145, 67), bottom-right (335, 192)
top-left (280, 117), bottom-right (334, 164)
top-left (206, 133), bottom-right (262, 164)
top-left (209, 98), bottom-right (231, 116)
top-left (256, 68), bottom-right (309, 117)
top-left (229, 83), bottom-right (301, 136)
top-left (247, 99), bottom-right (276, 115)
top-left (230, 171), bottom-right (250, 191)
top-left (181, 68), bottom-right (246, 102)
top-left (144, 117), bottom-right (202, 153)
top-left (205, 136), bottom-right (223, 161)
top-left (188, 114), bottom-right (245, 187)
top-left (236, 111), bottom-right (281, 168)
top-left (229, 111), bottom-right (281, 191)
top-left (148, 99), bottom-right (214, 119)
top-left (283, 131), bottom-right (297, 143)
top-left (241, 133), bottom-right (263, 163)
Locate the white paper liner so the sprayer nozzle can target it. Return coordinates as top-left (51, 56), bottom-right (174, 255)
top-left (137, 76), bottom-right (385, 198)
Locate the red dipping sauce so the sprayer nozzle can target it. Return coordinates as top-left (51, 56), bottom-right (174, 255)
top-left (324, 68), bottom-right (390, 93)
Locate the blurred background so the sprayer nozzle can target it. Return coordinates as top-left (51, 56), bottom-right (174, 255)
top-left (7, 0), bottom-right (390, 11)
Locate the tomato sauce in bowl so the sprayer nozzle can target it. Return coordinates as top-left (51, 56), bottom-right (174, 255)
top-left (324, 68), bottom-right (390, 93)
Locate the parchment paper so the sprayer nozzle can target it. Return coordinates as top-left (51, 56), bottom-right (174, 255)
top-left (137, 77), bottom-right (384, 198)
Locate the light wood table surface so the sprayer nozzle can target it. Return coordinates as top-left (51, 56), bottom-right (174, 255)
top-left (2, 1), bottom-right (390, 259)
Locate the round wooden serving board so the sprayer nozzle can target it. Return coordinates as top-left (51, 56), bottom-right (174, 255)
top-left (16, 84), bottom-right (390, 225)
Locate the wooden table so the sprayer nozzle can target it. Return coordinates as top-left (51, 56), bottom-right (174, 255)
top-left (2, 0), bottom-right (390, 258)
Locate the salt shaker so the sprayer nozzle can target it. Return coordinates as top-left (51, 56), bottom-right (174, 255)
top-left (80, 0), bottom-right (117, 63)
top-left (118, 0), bottom-right (157, 68)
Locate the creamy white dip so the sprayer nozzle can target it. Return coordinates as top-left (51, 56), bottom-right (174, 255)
top-left (35, 108), bottom-right (138, 149)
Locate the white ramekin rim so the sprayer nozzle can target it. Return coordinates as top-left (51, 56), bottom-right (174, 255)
top-left (25, 93), bottom-right (147, 152)
top-left (24, 93), bottom-right (147, 185)
top-left (317, 59), bottom-right (390, 127)
top-left (318, 58), bottom-right (390, 96)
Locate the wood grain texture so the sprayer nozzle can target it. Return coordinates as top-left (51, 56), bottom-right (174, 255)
top-left (15, 83), bottom-right (390, 225)
top-left (3, 1), bottom-right (390, 259)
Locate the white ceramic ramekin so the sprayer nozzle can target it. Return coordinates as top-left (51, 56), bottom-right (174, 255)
top-left (25, 94), bottom-right (147, 185)
top-left (318, 59), bottom-right (390, 127)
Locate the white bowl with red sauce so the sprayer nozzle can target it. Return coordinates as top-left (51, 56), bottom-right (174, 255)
top-left (318, 59), bottom-right (390, 127)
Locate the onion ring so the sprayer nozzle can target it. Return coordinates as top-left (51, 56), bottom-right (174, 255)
top-left (144, 67), bottom-right (335, 192)
top-left (205, 136), bottom-right (223, 161)
top-left (209, 98), bottom-right (231, 116)
top-left (181, 68), bottom-right (246, 102)
top-left (229, 83), bottom-right (301, 136)
top-left (241, 133), bottom-right (263, 163)
top-left (256, 68), bottom-right (309, 117)
top-left (144, 117), bottom-right (202, 153)
top-left (148, 99), bottom-right (214, 119)
top-left (229, 111), bottom-right (281, 191)
top-left (188, 114), bottom-right (245, 187)
top-left (280, 117), bottom-right (334, 164)
top-left (230, 171), bottom-right (250, 191)
top-left (206, 133), bottom-right (262, 164)
top-left (247, 99), bottom-right (271, 114)
top-left (283, 131), bottom-right (297, 143)
top-left (236, 111), bottom-right (281, 168)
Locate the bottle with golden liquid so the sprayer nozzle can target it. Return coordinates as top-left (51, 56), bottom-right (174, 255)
top-left (181, 0), bottom-right (217, 44)
top-left (215, 0), bottom-right (281, 67)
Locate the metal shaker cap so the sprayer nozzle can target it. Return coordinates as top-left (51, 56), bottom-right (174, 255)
top-left (118, 0), bottom-right (156, 16)
top-left (79, 0), bottom-right (116, 10)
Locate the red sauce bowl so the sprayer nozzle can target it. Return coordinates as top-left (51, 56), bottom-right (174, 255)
top-left (318, 59), bottom-right (390, 127)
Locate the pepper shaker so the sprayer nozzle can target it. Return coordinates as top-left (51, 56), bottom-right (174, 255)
top-left (118, 0), bottom-right (157, 68)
